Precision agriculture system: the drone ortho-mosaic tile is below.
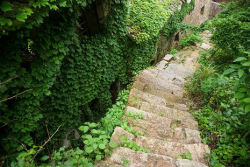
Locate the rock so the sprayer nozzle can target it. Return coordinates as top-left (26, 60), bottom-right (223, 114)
top-left (199, 43), bottom-right (212, 50)
top-left (163, 54), bottom-right (174, 62)
top-left (111, 127), bottom-right (135, 144)
top-left (156, 60), bottom-right (168, 70)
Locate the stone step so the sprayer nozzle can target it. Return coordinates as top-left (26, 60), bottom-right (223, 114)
top-left (125, 106), bottom-right (198, 130)
top-left (176, 159), bottom-right (208, 167)
top-left (128, 88), bottom-right (188, 111)
top-left (143, 69), bottom-right (185, 87)
top-left (163, 64), bottom-right (195, 78)
top-left (124, 118), bottom-right (201, 144)
top-left (147, 68), bottom-right (186, 86)
top-left (128, 88), bottom-right (166, 107)
top-left (133, 80), bottom-right (188, 110)
top-left (138, 102), bottom-right (192, 120)
top-left (95, 147), bottom-right (208, 167)
top-left (134, 70), bottom-right (184, 97)
top-left (135, 136), bottom-right (210, 165)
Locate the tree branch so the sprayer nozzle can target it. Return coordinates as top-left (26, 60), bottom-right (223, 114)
top-left (33, 125), bottom-right (62, 159)
top-left (0, 89), bottom-right (33, 103)
top-left (0, 76), bottom-right (18, 89)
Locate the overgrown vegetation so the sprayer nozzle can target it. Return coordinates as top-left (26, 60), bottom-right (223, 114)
top-left (179, 32), bottom-right (202, 49)
top-left (0, 0), bottom-right (194, 166)
top-left (186, 1), bottom-right (250, 166)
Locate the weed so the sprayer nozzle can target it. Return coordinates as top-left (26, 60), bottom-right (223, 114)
top-left (119, 136), bottom-right (148, 153)
top-left (126, 111), bottom-right (143, 119)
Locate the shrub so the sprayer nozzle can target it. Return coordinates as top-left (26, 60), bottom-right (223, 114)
top-left (180, 32), bottom-right (203, 49)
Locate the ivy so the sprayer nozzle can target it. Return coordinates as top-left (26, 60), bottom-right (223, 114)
top-left (0, 0), bottom-right (193, 166)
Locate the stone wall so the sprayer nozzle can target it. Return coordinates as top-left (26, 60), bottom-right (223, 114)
top-left (209, 1), bottom-right (222, 18)
top-left (154, 0), bottom-right (215, 64)
top-left (183, 0), bottom-right (212, 25)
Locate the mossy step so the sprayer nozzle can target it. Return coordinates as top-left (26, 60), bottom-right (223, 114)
top-left (95, 147), bottom-right (208, 167)
top-left (135, 136), bottom-right (210, 165)
top-left (125, 106), bottom-right (198, 131)
top-left (138, 102), bottom-right (193, 120)
top-left (128, 88), bottom-right (188, 111)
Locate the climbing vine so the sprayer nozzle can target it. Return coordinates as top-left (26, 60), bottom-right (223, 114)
top-left (0, 0), bottom-right (194, 166)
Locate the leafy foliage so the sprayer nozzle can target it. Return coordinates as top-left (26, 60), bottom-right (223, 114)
top-left (10, 89), bottom-right (128, 166)
top-left (128, 0), bottom-right (171, 43)
top-left (119, 136), bottom-right (148, 153)
top-left (186, 1), bottom-right (250, 165)
top-left (0, 0), bottom-right (193, 166)
top-left (179, 32), bottom-right (203, 49)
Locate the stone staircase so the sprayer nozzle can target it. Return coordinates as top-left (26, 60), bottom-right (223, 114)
top-left (96, 31), bottom-right (212, 167)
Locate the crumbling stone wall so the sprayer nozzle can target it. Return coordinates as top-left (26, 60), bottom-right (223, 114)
top-left (183, 0), bottom-right (212, 25)
top-left (209, 1), bottom-right (222, 18)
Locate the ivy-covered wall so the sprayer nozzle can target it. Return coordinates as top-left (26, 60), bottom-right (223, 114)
top-left (0, 0), bottom-right (194, 163)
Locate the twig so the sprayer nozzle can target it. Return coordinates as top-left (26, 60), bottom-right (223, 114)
top-left (0, 119), bottom-right (18, 129)
top-left (0, 89), bottom-right (33, 103)
top-left (33, 125), bottom-right (62, 159)
top-left (0, 75), bottom-right (18, 88)
top-left (243, 131), bottom-right (250, 138)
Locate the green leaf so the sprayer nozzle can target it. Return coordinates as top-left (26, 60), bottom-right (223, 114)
top-left (0, 1), bottom-right (12, 12)
top-left (0, 17), bottom-right (12, 26)
top-left (242, 98), bottom-right (250, 103)
top-left (242, 61), bottom-right (250, 67)
top-left (238, 88), bottom-right (247, 92)
top-left (234, 57), bottom-right (247, 62)
top-left (109, 141), bottom-right (117, 148)
top-left (245, 105), bottom-right (250, 112)
top-left (96, 155), bottom-right (102, 161)
top-left (79, 126), bottom-right (89, 133)
top-left (238, 69), bottom-right (244, 78)
top-left (40, 155), bottom-right (49, 161)
top-left (16, 11), bottom-right (28, 22)
top-left (85, 147), bottom-right (93, 153)
top-left (235, 92), bottom-right (245, 99)
top-left (99, 144), bottom-right (106, 150)
top-left (82, 1), bottom-right (87, 7)
top-left (223, 68), bottom-right (235, 75)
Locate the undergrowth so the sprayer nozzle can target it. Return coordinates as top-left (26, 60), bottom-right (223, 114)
top-left (186, 1), bottom-right (250, 166)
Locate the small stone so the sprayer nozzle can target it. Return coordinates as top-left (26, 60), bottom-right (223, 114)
top-left (163, 54), bottom-right (174, 62)
top-left (199, 43), bottom-right (212, 50)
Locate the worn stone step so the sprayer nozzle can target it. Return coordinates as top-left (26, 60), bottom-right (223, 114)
top-left (143, 69), bottom-right (185, 86)
top-left (134, 70), bottom-right (184, 97)
top-left (133, 80), bottom-right (188, 110)
top-left (138, 102), bottom-right (192, 119)
top-left (176, 159), bottom-right (208, 167)
top-left (124, 118), bottom-right (201, 144)
top-left (163, 64), bottom-right (195, 78)
top-left (135, 136), bottom-right (210, 165)
top-left (128, 88), bottom-right (166, 107)
top-left (95, 147), bottom-right (208, 167)
top-left (125, 106), bottom-right (198, 130)
top-left (128, 88), bottom-right (188, 111)
top-left (147, 68), bottom-right (186, 86)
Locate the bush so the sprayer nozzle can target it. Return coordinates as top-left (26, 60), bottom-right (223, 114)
top-left (180, 32), bottom-right (203, 49)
